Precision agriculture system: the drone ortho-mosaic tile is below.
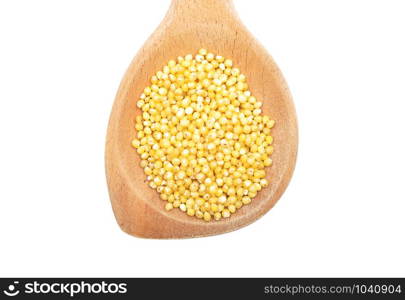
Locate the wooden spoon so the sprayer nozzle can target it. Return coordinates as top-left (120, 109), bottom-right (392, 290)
top-left (105, 0), bottom-right (298, 239)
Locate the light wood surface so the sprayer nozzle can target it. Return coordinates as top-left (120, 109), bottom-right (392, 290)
top-left (105, 0), bottom-right (298, 239)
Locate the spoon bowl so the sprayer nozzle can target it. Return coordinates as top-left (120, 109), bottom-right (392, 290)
top-left (106, 0), bottom-right (298, 238)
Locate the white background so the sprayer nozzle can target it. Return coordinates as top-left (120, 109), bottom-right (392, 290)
top-left (0, 0), bottom-right (404, 277)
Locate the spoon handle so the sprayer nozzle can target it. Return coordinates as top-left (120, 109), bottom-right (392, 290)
top-left (169, 0), bottom-right (236, 21)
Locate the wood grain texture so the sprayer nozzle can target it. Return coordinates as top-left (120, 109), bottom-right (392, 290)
top-left (105, 0), bottom-right (298, 239)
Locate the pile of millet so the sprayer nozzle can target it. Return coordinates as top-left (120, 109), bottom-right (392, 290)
top-left (132, 49), bottom-right (275, 222)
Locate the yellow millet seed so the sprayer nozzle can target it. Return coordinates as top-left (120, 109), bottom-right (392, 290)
top-left (131, 49), bottom-right (275, 221)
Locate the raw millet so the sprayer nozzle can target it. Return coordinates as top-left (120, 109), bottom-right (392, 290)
top-left (131, 49), bottom-right (275, 221)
